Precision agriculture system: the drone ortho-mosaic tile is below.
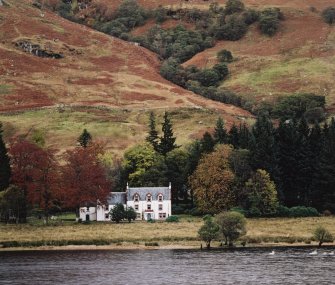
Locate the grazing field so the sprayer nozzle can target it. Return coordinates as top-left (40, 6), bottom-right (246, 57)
top-left (0, 216), bottom-right (334, 249)
top-left (0, 107), bottom-right (250, 155)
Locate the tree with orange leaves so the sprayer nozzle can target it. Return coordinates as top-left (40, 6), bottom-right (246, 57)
top-left (9, 139), bottom-right (60, 223)
top-left (61, 144), bottom-right (111, 215)
top-left (189, 144), bottom-right (235, 214)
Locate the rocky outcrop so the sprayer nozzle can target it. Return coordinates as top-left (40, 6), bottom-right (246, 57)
top-left (15, 40), bottom-right (64, 59)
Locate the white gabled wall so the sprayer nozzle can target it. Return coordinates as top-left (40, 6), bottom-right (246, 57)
top-left (127, 199), bottom-right (171, 220)
top-left (79, 207), bottom-right (97, 221)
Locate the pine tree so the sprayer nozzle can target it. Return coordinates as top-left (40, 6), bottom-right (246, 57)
top-left (78, 129), bottom-right (92, 148)
top-left (159, 112), bottom-right (177, 156)
top-left (0, 123), bottom-right (11, 191)
top-left (313, 118), bottom-right (335, 211)
top-left (250, 115), bottom-right (279, 186)
top-left (295, 118), bottom-right (314, 206)
top-left (213, 117), bottom-right (227, 144)
top-left (228, 123), bottom-right (239, 148)
top-left (276, 119), bottom-right (299, 205)
top-left (308, 122), bottom-right (324, 207)
top-left (238, 122), bottom-right (252, 149)
top-left (145, 111), bottom-right (159, 152)
top-left (201, 132), bottom-right (215, 153)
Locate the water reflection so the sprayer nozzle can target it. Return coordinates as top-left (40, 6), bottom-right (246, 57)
top-left (0, 248), bottom-right (334, 285)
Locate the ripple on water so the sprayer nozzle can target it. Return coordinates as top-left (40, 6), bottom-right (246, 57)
top-left (0, 248), bottom-right (334, 285)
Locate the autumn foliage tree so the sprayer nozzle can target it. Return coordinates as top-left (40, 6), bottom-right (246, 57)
top-left (61, 144), bottom-right (110, 215)
top-left (190, 144), bottom-right (235, 214)
top-left (9, 139), bottom-right (60, 223)
top-left (0, 123), bottom-right (11, 191)
top-left (245, 169), bottom-right (279, 216)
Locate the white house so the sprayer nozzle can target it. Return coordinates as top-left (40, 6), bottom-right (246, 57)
top-left (79, 183), bottom-right (172, 221)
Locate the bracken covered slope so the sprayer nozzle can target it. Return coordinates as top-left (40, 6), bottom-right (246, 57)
top-left (0, 0), bottom-right (251, 154)
top-left (99, 0), bottom-right (335, 111)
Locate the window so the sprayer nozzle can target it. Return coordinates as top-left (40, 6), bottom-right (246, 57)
top-left (159, 204), bottom-right (163, 211)
top-left (146, 194), bottom-right (152, 202)
top-left (136, 213), bottom-right (141, 219)
top-left (159, 213), bottom-right (166, 219)
top-left (105, 214), bottom-right (109, 219)
top-left (147, 204), bottom-right (151, 210)
top-left (134, 204), bottom-right (139, 210)
top-left (158, 195), bottom-right (163, 202)
top-left (134, 194), bottom-right (139, 202)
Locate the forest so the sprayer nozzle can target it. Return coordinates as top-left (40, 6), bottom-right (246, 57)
top-left (1, 111), bottom-right (335, 223)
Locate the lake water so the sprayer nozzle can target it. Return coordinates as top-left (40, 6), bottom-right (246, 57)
top-left (0, 247), bottom-right (334, 284)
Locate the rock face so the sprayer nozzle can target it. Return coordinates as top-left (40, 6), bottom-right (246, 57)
top-left (15, 40), bottom-right (64, 59)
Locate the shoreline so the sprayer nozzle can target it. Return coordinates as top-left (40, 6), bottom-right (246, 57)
top-left (1, 242), bottom-right (334, 252)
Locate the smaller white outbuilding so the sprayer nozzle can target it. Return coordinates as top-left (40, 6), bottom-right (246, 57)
top-left (79, 183), bottom-right (172, 221)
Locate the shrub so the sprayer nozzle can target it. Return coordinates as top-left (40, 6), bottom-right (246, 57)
top-left (272, 93), bottom-right (325, 121)
top-left (289, 206), bottom-right (319, 217)
top-left (195, 69), bottom-right (221, 87)
top-left (166, 215), bottom-right (179, 223)
top-left (125, 207), bottom-right (136, 223)
top-left (259, 8), bottom-right (282, 36)
top-left (145, 242), bottom-right (159, 246)
top-left (109, 203), bottom-right (125, 223)
top-left (242, 9), bottom-right (260, 25)
top-left (114, 0), bottom-right (148, 28)
top-left (322, 7), bottom-right (335, 25)
top-left (217, 49), bottom-right (234, 63)
top-left (57, 2), bottom-right (72, 19)
top-left (101, 20), bottom-right (129, 37)
top-left (225, 0), bottom-right (245, 15)
top-left (259, 15), bottom-right (279, 36)
top-left (304, 107), bottom-right (325, 123)
top-left (248, 207), bottom-right (261, 217)
top-left (154, 6), bottom-right (168, 23)
top-left (313, 226), bottom-right (334, 247)
top-left (213, 63), bottom-right (229, 80)
top-left (276, 205), bottom-right (290, 217)
top-left (216, 15), bottom-right (248, 41)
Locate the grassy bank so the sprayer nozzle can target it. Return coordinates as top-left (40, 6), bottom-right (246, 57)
top-left (0, 216), bottom-right (334, 249)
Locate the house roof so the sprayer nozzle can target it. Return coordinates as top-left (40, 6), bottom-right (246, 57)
top-left (107, 192), bottom-right (127, 205)
top-left (127, 186), bottom-right (171, 201)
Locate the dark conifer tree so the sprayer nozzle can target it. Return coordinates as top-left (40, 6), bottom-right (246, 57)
top-left (159, 112), bottom-right (177, 156)
top-left (250, 115), bottom-right (279, 185)
top-left (0, 123), bottom-right (11, 191)
top-left (213, 117), bottom-right (227, 144)
top-left (294, 125), bottom-right (313, 206)
top-left (313, 118), bottom-right (335, 211)
top-left (201, 132), bottom-right (215, 153)
top-left (185, 140), bottom-right (203, 206)
top-left (228, 123), bottom-right (239, 148)
top-left (276, 119), bottom-right (299, 205)
top-left (308, 122), bottom-right (324, 206)
top-left (238, 122), bottom-right (252, 149)
top-left (146, 111), bottom-right (159, 152)
top-left (78, 129), bottom-right (92, 148)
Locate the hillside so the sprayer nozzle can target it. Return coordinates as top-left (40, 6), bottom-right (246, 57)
top-left (0, 0), bottom-right (250, 154)
top-left (184, 1), bottom-right (335, 111)
top-left (87, 0), bottom-right (335, 112)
